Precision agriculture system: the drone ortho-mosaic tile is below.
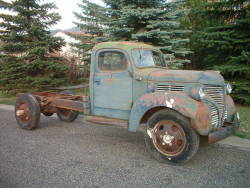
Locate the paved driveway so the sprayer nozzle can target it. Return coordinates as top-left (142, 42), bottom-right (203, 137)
top-left (0, 109), bottom-right (249, 188)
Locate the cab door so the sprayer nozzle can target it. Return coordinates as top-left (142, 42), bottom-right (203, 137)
top-left (92, 49), bottom-right (133, 120)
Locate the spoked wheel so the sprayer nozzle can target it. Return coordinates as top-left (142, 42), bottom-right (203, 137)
top-left (150, 120), bottom-right (187, 157)
top-left (15, 94), bottom-right (41, 130)
top-left (144, 109), bottom-right (199, 164)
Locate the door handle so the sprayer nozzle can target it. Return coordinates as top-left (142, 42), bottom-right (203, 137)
top-left (94, 79), bottom-right (101, 83)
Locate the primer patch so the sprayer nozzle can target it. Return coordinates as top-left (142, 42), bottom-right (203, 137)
top-left (166, 99), bottom-right (174, 108)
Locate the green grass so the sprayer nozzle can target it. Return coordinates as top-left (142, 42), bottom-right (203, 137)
top-left (0, 91), bottom-right (249, 139)
top-left (0, 92), bottom-right (16, 105)
top-left (235, 105), bottom-right (250, 139)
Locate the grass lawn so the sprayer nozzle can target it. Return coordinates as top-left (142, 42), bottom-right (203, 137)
top-left (0, 93), bottom-right (16, 106)
top-left (235, 105), bottom-right (250, 139)
top-left (0, 91), bottom-right (249, 139)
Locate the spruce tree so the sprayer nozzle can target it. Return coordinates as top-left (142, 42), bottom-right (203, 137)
top-left (195, 0), bottom-right (250, 104)
top-left (72, 0), bottom-right (108, 64)
top-left (104, 0), bottom-right (192, 68)
top-left (74, 0), bottom-right (191, 68)
top-left (0, 0), bottom-right (68, 93)
top-left (0, 0), bottom-right (9, 8)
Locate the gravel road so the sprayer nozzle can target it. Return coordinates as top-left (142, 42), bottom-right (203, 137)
top-left (0, 109), bottom-right (249, 188)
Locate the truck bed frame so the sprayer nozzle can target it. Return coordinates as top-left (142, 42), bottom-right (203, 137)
top-left (17, 91), bottom-right (87, 114)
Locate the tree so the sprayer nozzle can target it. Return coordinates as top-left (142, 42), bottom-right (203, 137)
top-left (0, 0), bottom-right (10, 9)
top-left (73, 0), bottom-right (191, 68)
top-left (191, 0), bottom-right (250, 104)
top-left (104, 0), bottom-right (192, 68)
top-left (0, 0), bottom-right (68, 93)
top-left (71, 0), bottom-right (108, 64)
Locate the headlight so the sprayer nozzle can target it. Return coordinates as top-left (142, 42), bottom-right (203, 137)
top-left (198, 87), bottom-right (205, 100)
top-left (189, 86), bottom-right (206, 101)
top-left (226, 83), bottom-right (232, 94)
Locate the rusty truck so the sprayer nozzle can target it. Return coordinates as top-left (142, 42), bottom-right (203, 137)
top-left (15, 41), bottom-right (240, 164)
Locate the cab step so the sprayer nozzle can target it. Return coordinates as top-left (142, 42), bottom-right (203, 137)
top-left (84, 115), bottom-right (128, 128)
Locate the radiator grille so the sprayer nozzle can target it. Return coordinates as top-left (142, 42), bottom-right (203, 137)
top-left (204, 85), bottom-right (226, 127)
top-left (206, 102), bottom-right (219, 128)
top-left (156, 84), bottom-right (184, 92)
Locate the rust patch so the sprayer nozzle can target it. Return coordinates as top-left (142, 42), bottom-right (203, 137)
top-left (226, 95), bottom-right (236, 117)
top-left (192, 102), bottom-right (211, 135)
top-left (150, 120), bottom-right (187, 157)
top-left (16, 102), bottom-right (31, 123)
top-left (18, 92), bottom-right (86, 114)
top-left (131, 92), bottom-right (211, 135)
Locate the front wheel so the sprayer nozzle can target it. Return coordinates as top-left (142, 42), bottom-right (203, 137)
top-left (144, 109), bottom-right (199, 164)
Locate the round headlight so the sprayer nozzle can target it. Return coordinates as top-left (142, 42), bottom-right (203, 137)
top-left (198, 87), bottom-right (205, 100)
top-left (226, 83), bottom-right (232, 94)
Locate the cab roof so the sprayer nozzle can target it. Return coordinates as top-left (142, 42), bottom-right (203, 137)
top-left (93, 41), bottom-right (158, 51)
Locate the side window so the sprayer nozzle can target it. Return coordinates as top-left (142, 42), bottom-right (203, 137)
top-left (98, 51), bottom-right (127, 71)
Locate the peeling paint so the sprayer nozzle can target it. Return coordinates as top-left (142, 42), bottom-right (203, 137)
top-left (166, 99), bottom-right (174, 108)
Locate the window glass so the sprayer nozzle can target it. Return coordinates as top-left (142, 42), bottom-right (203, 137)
top-left (132, 49), bottom-right (166, 68)
top-left (98, 51), bottom-right (127, 71)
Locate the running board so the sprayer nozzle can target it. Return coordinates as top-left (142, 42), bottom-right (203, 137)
top-left (84, 116), bottom-right (128, 128)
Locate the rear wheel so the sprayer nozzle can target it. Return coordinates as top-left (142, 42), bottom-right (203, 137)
top-left (57, 108), bottom-right (79, 122)
top-left (43, 112), bottom-right (54, 117)
top-left (56, 90), bottom-right (79, 122)
top-left (15, 94), bottom-right (40, 130)
top-left (144, 109), bottom-right (199, 164)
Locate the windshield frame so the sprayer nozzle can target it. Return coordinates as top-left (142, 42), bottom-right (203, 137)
top-left (131, 48), bottom-right (167, 69)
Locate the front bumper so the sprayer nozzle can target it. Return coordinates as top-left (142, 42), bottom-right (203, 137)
top-left (208, 112), bottom-right (240, 144)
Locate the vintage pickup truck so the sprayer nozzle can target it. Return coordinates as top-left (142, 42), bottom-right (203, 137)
top-left (15, 41), bottom-right (240, 164)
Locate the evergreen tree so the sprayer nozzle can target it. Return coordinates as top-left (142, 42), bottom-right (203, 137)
top-left (73, 0), bottom-right (191, 68)
top-left (0, 0), bottom-right (10, 9)
top-left (0, 0), bottom-right (68, 93)
top-left (104, 0), bottom-right (192, 68)
top-left (195, 0), bottom-right (250, 104)
top-left (182, 0), bottom-right (209, 69)
top-left (71, 0), bottom-right (108, 64)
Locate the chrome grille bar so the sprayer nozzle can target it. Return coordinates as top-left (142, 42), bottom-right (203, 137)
top-left (206, 102), bottom-right (219, 128)
top-left (204, 85), bottom-right (226, 127)
top-left (156, 85), bottom-right (184, 92)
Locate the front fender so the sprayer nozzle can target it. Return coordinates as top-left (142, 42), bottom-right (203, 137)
top-left (225, 95), bottom-right (236, 122)
top-left (128, 92), bottom-right (211, 135)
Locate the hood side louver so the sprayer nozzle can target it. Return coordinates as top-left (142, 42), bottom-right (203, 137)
top-left (156, 84), bottom-right (184, 92)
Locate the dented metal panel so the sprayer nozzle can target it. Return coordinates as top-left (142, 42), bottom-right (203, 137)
top-left (91, 48), bottom-right (133, 119)
top-left (128, 92), bottom-right (211, 135)
top-left (16, 41), bottom-right (239, 144)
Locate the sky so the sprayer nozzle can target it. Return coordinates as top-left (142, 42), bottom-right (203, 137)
top-left (50, 0), bottom-right (104, 30)
top-left (3, 0), bottom-right (104, 30)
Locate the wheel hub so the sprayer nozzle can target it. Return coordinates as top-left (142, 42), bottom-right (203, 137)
top-left (16, 103), bottom-right (31, 122)
top-left (162, 133), bottom-right (174, 145)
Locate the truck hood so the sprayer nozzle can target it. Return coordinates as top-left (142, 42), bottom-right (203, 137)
top-left (146, 69), bottom-right (225, 85)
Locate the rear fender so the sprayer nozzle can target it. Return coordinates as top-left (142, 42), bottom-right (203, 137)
top-left (128, 92), bottom-right (211, 135)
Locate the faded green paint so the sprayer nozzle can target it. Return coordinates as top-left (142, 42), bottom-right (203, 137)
top-left (93, 41), bottom-right (158, 51)
top-left (88, 41), bottom-right (238, 137)
top-left (128, 92), bottom-right (212, 135)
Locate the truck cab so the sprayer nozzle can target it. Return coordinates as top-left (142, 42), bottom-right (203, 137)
top-left (15, 41), bottom-right (240, 164)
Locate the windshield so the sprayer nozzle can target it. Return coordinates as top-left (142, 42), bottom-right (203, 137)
top-left (132, 49), bottom-right (166, 68)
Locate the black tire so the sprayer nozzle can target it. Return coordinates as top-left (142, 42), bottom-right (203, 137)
top-left (42, 112), bottom-right (54, 117)
top-left (56, 90), bottom-right (79, 122)
top-left (15, 94), bottom-right (40, 130)
top-left (144, 109), bottom-right (200, 164)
